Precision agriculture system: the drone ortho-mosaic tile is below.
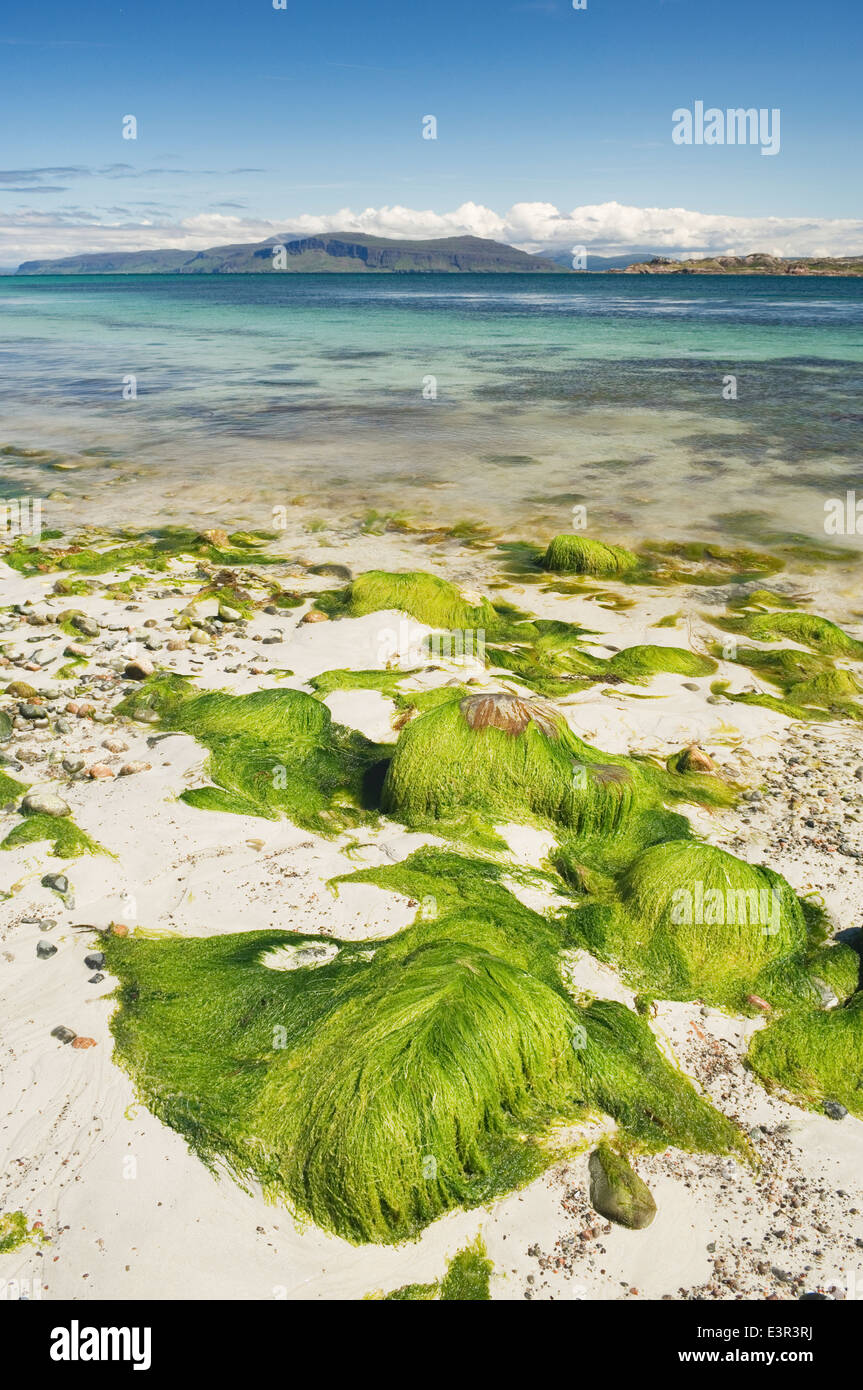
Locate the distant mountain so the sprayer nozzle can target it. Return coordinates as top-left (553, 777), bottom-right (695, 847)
top-left (16, 233), bottom-right (569, 275)
top-left (543, 249), bottom-right (659, 271)
top-left (615, 253), bottom-right (863, 276)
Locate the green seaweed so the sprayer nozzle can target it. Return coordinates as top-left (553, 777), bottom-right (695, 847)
top-left (541, 535), bottom-right (638, 577)
top-left (1, 526), bottom-right (282, 578)
top-left (2, 812), bottom-right (106, 857)
top-left (0, 768), bottom-right (29, 804)
top-left (313, 569), bottom-right (526, 640)
top-left (103, 845), bottom-right (741, 1246)
top-left (747, 993), bottom-right (863, 1116)
top-left (0, 1211), bottom-right (42, 1255)
top-left (114, 674), bottom-right (388, 832)
top-left (375, 1237), bottom-right (493, 1300)
top-left (570, 840), bottom-right (845, 1012)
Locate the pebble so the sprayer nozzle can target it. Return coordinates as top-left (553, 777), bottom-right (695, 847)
top-left (119, 761), bottom-right (152, 776)
top-left (124, 658), bottom-right (154, 680)
top-left (50, 1026), bottom-right (76, 1044)
top-left (88, 764), bottom-right (115, 779)
top-left (36, 941), bottom-right (57, 959)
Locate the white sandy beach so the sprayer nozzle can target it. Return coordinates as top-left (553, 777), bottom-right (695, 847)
top-left (2, 524), bottom-right (863, 1301)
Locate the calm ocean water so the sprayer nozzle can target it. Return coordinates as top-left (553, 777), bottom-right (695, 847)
top-left (1, 272), bottom-right (862, 545)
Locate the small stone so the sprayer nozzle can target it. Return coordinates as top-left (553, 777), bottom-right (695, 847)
top-left (124, 658), bottom-right (154, 680)
top-left (218, 604), bottom-right (243, 623)
top-left (51, 1026), bottom-right (76, 1044)
top-left (71, 1036), bottom-right (97, 1049)
top-left (119, 761), bottom-right (151, 776)
top-left (101, 739), bottom-right (128, 753)
top-left (72, 615), bottom-right (100, 637)
top-left (19, 702), bottom-right (45, 720)
top-left (188, 630), bottom-right (210, 645)
top-left (309, 563), bottom-right (353, 581)
top-left (64, 643), bottom-right (90, 658)
top-left (88, 973), bottom-right (104, 984)
top-left (5, 681), bottom-right (38, 698)
top-left (36, 941), bottom-right (57, 959)
top-left (38, 919), bottom-right (57, 932)
top-left (823, 1100), bottom-right (848, 1121)
top-left (197, 528), bottom-right (230, 549)
top-left (300, 610), bottom-right (329, 624)
top-left (22, 792), bottom-right (70, 817)
top-left (88, 764), bottom-right (115, 779)
top-left (84, 952), bottom-right (105, 970)
top-left (678, 743), bottom-right (716, 773)
top-left (62, 758), bottom-right (85, 774)
top-left (41, 873), bottom-right (69, 893)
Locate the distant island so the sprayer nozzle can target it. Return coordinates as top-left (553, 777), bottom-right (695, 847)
top-left (616, 253), bottom-right (863, 277)
top-left (15, 233), bottom-right (568, 275)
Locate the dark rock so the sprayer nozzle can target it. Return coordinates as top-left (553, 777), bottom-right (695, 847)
top-left (84, 952), bottom-right (105, 970)
top-left (36, 941), bottom-right (58, 959)
top-left (51, 1026), bottom-right (76, 1044)
top-left (88, 974), bottom-right (104, 984)
top-left (42, 873), bottom-right (69, 894)
top-left (823, 1100), bottom-right (848, 1121)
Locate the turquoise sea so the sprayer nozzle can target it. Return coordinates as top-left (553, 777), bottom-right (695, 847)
top-left (1, 272), bottom-right (862, 545)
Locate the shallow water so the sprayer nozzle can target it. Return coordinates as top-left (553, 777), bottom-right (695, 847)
top-left (1, 272), bottom-right (862, 546)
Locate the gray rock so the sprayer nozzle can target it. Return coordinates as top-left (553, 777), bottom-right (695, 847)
top-left (72, 615), bottom-right (100, 637)
top-left (588, 1146), bottom-right (657, 1230)
top-left (0, 711), bottom-right (13, 742)
top-left (42, 872), bottom-right (69, 894)
top-left (50, 1026), bottom-right (76, 1044)
top-left (309, 563), bottom-right (353, 581)
top-left (22, 792), bottom-right (70, 817)
top-left (823, 1100), bottom-right (848, 1121)
top-left (19, 702), bottom-right (45, 719)
top-left (88, 973), bottom-right (104, 984)
top-left (62, 758), bottom-right (85, 774)
top-left (36, 941), bottom-right (58, 959)
top-left (84, 952), bottom-right (105, 970)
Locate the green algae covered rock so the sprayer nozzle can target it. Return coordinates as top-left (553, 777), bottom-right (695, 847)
top-left (742, 610), bottom-right (863, 658)
top-left (103, 849), bottom-right (742, 1246)
top-left (574, 840), bottom-right (811, 1010)
top-left (541, 535), bottom-right (639, 577)
top-left (382, 691), bottom-right (648, 837)
top-left (115, 674), bottom-right (388, 832)
top-left (315, 569), bottom-right (504, 633)
top-left (588, 1144), bottom-right (656, 1229)
top-left (747, 993), bottom-right (863, 1117)
top-left (605, 645), bottom-right (717, 683)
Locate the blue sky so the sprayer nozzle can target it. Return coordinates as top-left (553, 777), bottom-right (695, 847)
top-left (1, 0), bottom-right (861, 264)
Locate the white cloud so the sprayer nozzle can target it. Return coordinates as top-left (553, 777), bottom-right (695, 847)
top-left (2, 199), bottom-right (862, 268)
